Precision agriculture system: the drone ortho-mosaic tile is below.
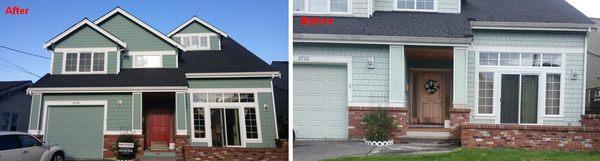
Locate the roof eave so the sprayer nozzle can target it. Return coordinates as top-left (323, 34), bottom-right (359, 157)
top-left (43, 19), bottom-right (127, 49)
top-left (185, 71), bottom-right (281, 79)
top-left (293, 33), bottom-right (472, 46)
top-left (470, 21), bottom-right (595, 32)
top-left (167, 16), bottom-right (229, 38)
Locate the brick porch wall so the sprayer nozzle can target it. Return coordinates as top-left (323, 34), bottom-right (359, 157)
top-left (449, 108), bottom-right (471, 139)
top-left (460, 123), bottom-right (600, 151)
top-left (103, 135), bottom-right (144, 159)
top-left (581, 114), bottom-right (600, 127)
top-left (182, 139), bottom-right (288, 161)
top-left (348, 107), bottom-right (408, 143)
top-left (175, 135), bottom-right (189, 159)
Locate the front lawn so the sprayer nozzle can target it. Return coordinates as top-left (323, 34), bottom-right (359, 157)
top-left (324, 148), bottom-right (600, 161)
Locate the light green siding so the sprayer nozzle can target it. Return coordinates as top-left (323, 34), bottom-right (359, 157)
top-left (52, 53), bottom-right (63, 74)
top-left (188, 79), bottom-right (272, 88)
top-left (44, 94), bottom-right (133, 131)
top-left (98, 14), bottom-right (175, 51)
top-left (472, 30), bottom-right (585, 48)
top-left (46, 105), bottom-right (103, 159)
top-left (294, 43), bottom-right (390, 104)
top-left (107, 52), bottom-right (118, 74)
top-left (171, 22), bottom-right (221, 50)
top-left (163, 55), bottom-right (177, 68)
top-left (54, 26), bottom-right (118, 48)
top-left (352, 0), bottom-right (370, 17)
top-left (247, 92), bottom-right (277, 148)
top-left (547, 52), bottom-right (585, 126)
top-left (209, 36), bottom-right (219, 50)
top-left (389, 46), bottom-right (405, 104)
top-left (374, 0), bottom-right (460, 13)
top-left (176, 92), bottom-right (186, 130)
top-left (132, 93), bottom-right (142, 130)
top-left (28, 94), bottom-right (42, 130)
top-left (121, 52), bottom-right (132, 68)
top-left (453, 48), bottom-right (467, 105)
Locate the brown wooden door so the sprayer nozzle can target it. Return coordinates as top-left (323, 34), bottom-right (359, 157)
top-left (418, 72), bottom-right (444, 124)
top-left (146, 108), bottom-right (170, 148)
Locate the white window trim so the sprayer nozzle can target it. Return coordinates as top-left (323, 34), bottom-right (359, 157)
top-left (188, 89), bottom-right (266, 147)
top-left (174, 33), bottom-right (215, 51)
top-left (61, 51), bottom-right (108, 74)
top-left (475, 72), bottom-right (495, 116)
top-left (475, 51), bottom-right (566, 124)
top-left (294, 0), bottom-right (353, 15)
top-left (393, 0), bottom-right (438, 12)
top-left (131, 54), bottom-right (163, 68)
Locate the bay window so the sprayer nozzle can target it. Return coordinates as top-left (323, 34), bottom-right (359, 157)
top-left (294, 0), bottom-right (350, 14)
top-left (63, 52), bottom-right (106, 73)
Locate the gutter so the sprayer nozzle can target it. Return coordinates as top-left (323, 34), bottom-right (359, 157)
top-left (470, 21), bottom-right (594, 32)
top-left (294, 33), bottom-right (472, 46)
top-left (185, 71), bottom-right (281, 79)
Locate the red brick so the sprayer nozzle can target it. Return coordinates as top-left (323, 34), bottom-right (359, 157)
top-left (348, 106), bottom-right (409, 143)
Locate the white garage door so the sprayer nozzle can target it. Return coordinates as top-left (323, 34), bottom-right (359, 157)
top-left (294, 64), bottom-right (348, 139)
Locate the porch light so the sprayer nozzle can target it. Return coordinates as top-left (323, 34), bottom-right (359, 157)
top-left (264, 104), bottom-right (269, 112)
top-left (117, 100), bottom-right (123, 109)
top-left (368, 57), bottom-right (375, 69)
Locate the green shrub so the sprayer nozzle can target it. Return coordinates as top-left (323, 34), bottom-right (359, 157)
top-left (362, 108), bottom-right (395, 141)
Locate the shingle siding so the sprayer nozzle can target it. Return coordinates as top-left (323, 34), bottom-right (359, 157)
top-left (352, 0), bottom-right (370, 17)
top-left (171, 22), bottom-right (221, 51)
top-left (98, 14), bottom-right (175, 51)
top-left (107, 52), bottom-right (118, 74)
top-left (472, 30), bottom-right (585, 48)
top-left (54, 26), bottom-right (118, 48)
top-left (52, 53), bottom-right (63, 74)
top-left (373, 0), bottom-right (460, 13)
top-left (246, 92), bottom-right (277, 148)
top-left (294, 43), bottom-right (390, 104)
top-left (587, 54), bottom-right (600, 89)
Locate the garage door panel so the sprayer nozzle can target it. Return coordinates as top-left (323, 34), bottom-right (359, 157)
top-left (46, 106), bottom-right (104, 159)
top-left (294, 64), bottom-right (348, 139)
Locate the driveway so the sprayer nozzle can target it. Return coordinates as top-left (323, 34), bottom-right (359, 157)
top-left (293, 140), bottom-right (459, 161)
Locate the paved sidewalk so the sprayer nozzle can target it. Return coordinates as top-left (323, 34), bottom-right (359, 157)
top-left (293, 140), bottom-right (458, 161)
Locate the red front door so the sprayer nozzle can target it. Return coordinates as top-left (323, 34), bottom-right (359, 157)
top-left (146, 109), bottom-right (170, 148)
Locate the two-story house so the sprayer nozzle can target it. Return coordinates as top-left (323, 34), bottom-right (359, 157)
top-left (293, 0), bottom-right (595, 145)
top-left (27, 7), bottom-right (281, 160)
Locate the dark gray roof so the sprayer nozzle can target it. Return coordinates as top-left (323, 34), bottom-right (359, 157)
top-left (0, 81), bottom-right (31, 91)
top-left (31, 69), bottom-right (187, 88)
top-left (462, 0), bottom-right (594, 24)
top-left (293, 11), bottom-right (472, 38)
top-left (180, 37), bottom-right (277, 73)
top-left (271, 61), bottom-right (288, 90)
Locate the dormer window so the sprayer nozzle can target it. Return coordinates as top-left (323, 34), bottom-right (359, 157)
top-left (63, 52), bottom-right (106, 74)
top-left (175, 33), bottom-right (214, 50)
top-left (395, 0), bottom-right (435, 11)
top-left (294, 0), bottom-right (350, 14)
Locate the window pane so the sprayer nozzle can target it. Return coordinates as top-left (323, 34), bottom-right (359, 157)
top-left (208, 93), bottom-right (223, 102)
top-left (521, 53), bottom-right (541, 67)
top-left (193, 93), bottom-right (208, 103)
top-left (224, 93), bottom-right (239, 102)
top-left (65, 53), bottom-right (78, 72)
top-left (330, 0), bottom-right (348, 12)
top-left (182, 37), bottom-right (191, 47)
top-left (244, 108), bottom-right (259, 139)
top-left (294, 0), bottom-right (305, 11)
top-left (191, 36), bottom-right (199, 47)
top-left (542, 54), bottom-right (561, 67)
top-left (479, 52), bottom-right (498, 66)
top-left (397, 0), bottom-right (415, 9)
top-left (193, 108), bottom-right (206, 138)
top-left (416, 0), bottom-right (433, 10)
top-left (134, 55), bottom-right (161, 68)
top-left (240, 93), bottom-right (255, 102)
top-left (308, 0), bottom-right (327, 12)
top-left (200, 36), bottom-right (208, 47)
top-left (500, 53), bottom-right (519, 66)
top-left (79, 53), bottom-right (92, 72)
top-left (478, 72), bottom-right (494, 114)
top-left (545, 74), bottom-right (561, 115)
top-left (0, 135), bottom-right (19, 151)
top-left (93, 53), bottom-right (105, 71)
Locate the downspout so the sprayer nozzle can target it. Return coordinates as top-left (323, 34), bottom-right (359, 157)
top-left (583, 27), bottom-right (591, 117)
top-left (118, 47), bottom-right (125, 74)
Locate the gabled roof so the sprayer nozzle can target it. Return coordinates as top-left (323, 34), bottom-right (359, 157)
top-left (43, 18), bottom-right (126, 49)
top-left (180, 37), bottom-right (277, 73)
top-left (94, 7), bottom-right (186, 51)
top-left (167, 16), bottom-right (228, 37)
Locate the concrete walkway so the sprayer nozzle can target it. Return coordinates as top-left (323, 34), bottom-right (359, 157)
top-left (293, 140), bottom-right (458, 161)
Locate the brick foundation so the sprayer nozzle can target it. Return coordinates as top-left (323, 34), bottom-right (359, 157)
top-left (460, 123), bottom-right (600, 151)
top-left (182, 139), bottom-right (288, 161)
top-left (175, 135), bottom-right (189, 159)
top-left (449, 108), bottom-right (471, 139)
top-left (581, 114), bottom-right (600, 127)
top-left (103, 135), bottom-right (144, 159)
top-left (348, 107), bottom-right (408, 143)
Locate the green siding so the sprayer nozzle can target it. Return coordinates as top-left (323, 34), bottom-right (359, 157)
top-left (176, 92), bottom-right (186, 130)
top-left (133, 93), bottom-right (142, 130)
top-left (44, 94), bottom-right (133, 131)
top-left (46, 105), bottom-right (103, 159)
top-left (52, 52), bottom-right (63, 74)
top-left (472, 30), bottom-right (585, 48)
top-left (54, 26), bottom-right (118, 48)
top-left (171, 22), bottom-right (221, 50)
top-left (247, 92), bottom-right (277, 148)
top-left (294, 43), bottom-right (390, 103)
top-left (389, 46), bottom-right (405, 104)
top-left (98, 14), bottom-right (175, 51)
top-left (163, 55), bottom-right (177, 68)
top-left (28, 94), bottom-right (42, 130)
top-left (188, 79), bottom-right (272, 88)
top-left (107, 52), bottom-right (118, 74)
top-left (209, 36), bottom-right (220, 50)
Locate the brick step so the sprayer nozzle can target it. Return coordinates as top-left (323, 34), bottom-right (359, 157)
top-left (143, 151), bottom-right (176, 157)
top-left (137, 156), bottom-right (177, 161)
top-left (406, 130), bottom-right (451, 139)
top-left (398, 137), bottom-right (459, 145)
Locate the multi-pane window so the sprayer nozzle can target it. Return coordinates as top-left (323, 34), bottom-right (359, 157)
top-left (397, 0), bottom-right (434, 10)
top-left (546, 74), bottom-right (561, 115)
top-left (133, 55), bottom-right (161, 68)
top-left (295, 0), bottom-right (349, 13)
top-left (63, 52), bottom-right (105, 73)
top-left (180, 35), bottom-right (210, 50)
top-left (244, 108), bottom-right (259, 139)
top-left (478, 72), bottom-right (494, 114)
top-left (192, 93), bottom-right (255, 103)
top-left (193, 108), bottom-right (206, 138)
top-left (1, 112), bottom-right (18, 131)
top-left (479, 52), bottom-right (562, 67)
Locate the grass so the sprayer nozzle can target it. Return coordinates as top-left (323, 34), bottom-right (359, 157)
top-left (324, 148), bottom-right (600, 161)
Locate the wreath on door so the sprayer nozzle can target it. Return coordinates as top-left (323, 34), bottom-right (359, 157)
top-left (424, 79), bottom-right (440, 94)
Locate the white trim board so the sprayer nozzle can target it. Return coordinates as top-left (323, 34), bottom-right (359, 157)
top-left (43, 19), bottom-right (126, 49)
top-left (27, 86), bottom-right (188, 94)
top-left (185, 72), bottom-right (281, 79)
top-left (94, 7), bottom-right (186, 51)
top-left (167, 16), bottom-right (228, 38)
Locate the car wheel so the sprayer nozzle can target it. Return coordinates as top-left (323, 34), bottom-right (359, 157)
top-left (51, 152), bottom-right (64, 161)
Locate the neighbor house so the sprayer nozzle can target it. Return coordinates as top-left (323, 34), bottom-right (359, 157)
top-left (27, 7), bottom-right (283, 160)
top-left (0, 81), bottom-right (32, 132)
top-left (586, 18), bottom-right (600, 114)
top-left (293, 0), bottom-right (597, 150)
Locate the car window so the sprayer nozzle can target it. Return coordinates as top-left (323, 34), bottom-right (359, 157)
top-left (19, 135), bottom-right (41, 148)
top-left (0, 135), bottom-right (19, 151)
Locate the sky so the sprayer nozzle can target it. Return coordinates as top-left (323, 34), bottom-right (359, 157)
top-left (0, 0), bottom-right (289, 81)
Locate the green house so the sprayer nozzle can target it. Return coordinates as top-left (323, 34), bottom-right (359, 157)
top-left (28, 7), bottom-right (280, 160)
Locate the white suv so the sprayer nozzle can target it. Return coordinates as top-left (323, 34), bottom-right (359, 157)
top-left (0, 131), bottom-right (64, 161)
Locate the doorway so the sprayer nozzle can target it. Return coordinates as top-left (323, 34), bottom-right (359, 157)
top-left (410, 71), bottom-right (451, 125)
top-left (142, 92), bottom-right (175, 150)
top-left (500, 74), bottom-right (539, 124)
top-left (210, 108), bottom-right (241, 147)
